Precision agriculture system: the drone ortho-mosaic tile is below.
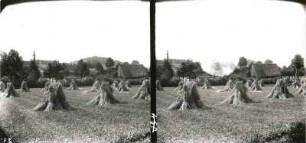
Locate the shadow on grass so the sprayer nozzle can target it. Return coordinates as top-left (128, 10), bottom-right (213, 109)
top-left (249, 121), bottom-right (305, 143)
top-left (81, 100), bottom-right (129, 108)
top-left (115, 131), bottom-right (150, 143)
top-left (0, 128), bottom-right (16, 143)
top-left (0, 128), bottom-right (8, 138)
top-left (212, 100), bottom-right (262, 107)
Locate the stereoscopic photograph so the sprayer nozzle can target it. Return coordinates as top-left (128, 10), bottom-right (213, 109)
top-left (0, 0), bottom-right (305, 143)
top-left (0, 1), bottom-right (151, 143)
top-left (156, 0), bottom-right (305, 142)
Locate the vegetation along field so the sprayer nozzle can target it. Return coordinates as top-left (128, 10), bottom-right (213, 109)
top-left (157, 85), bottom-right (305, 143)
top-left (0, 86), bottom-right (150, 143)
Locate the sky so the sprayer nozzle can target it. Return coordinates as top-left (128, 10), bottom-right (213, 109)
top-left (0, 0), bottom-right (304, 75)
top-left (156, 0), bottom-right (305, 75)
top-left (0, 1), bottom-right (150, 67)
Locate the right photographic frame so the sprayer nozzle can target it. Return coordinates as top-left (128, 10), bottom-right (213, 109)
top-left (155, 0), bottom-right (305, 142)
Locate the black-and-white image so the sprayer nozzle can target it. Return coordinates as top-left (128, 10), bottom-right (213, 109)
top-left (0, 0), bottom-right (305, 143)
top-left (0, 1), bottom-right (151, 142)
top-left (156, 0), bottom-right (305, 142)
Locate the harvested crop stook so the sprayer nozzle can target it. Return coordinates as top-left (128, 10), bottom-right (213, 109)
top-left (220, 81), bottom-right (253, 105)
top-left (175, 80), bottom-right (184, 91)
top-left (3, 82), bottom-right (19, 97)
top-left (295, 77), bottom-right (306, 96)
top-left (126, 80), bottom-right (132, 88)
top-left (118, 81), bottom-right (129, 92)
top-left (219, 79), bottom-right (235, 92)
top-left (132, 79), bottom-right (150, 100)
top-left (168, 81), bottom-right (209, 111)
top-left (112, 80), bottom-right (119, 89)
top-left (245, 80), bottom-right (252, 89)
top-left (266, 79), bottom-right (294, 99)
top-left (201, 79), bottom-right (212, 89)
top-left (156, 80), bottom-right (163, 91)
top-left (250, 79), bottom-right (262, 91)
top-left (258, 79), bottom-right (264, 88)
top-left (33, 83), bottom-right (73, 111)
top-left (42, 80), bottom-right (51, 91)
top-left (87, 82), bottom-right (120, 106)
top-left (68, 80), bottom-right (78, 90)
top-left (291, 78), bottom-right (301, 89)
top-left (0, 81), bottom-right (5, 93)
top-left (19, 80), bottom-right (30, 92)
top-left (90, 80), bottom-right (101, 92)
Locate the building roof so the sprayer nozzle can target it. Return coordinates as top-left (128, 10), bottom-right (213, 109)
top-left (117, 63), bottom-right (148, 79)
top-left (251, 63), bottom-right (281, 78)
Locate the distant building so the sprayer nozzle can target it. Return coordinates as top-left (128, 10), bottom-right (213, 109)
top-left (251, 63), bottom-right (281, 78)
top-left (117, 63), bottom-right (148, 79)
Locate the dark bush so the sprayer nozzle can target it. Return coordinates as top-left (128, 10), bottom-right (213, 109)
top-left (160, 78), bottom-right (180, 87)
top-left (74, 77), bottom-right (95, 87)
top-left (159, 76), bottom-right (229, 87)
top-left (207, 76), bottom-right (229, 86)
top-left (59, 77), bottom-right (95, 87)
top-left (261, 77), bottom-right (278, 85)
top-left (128, 78), bottom-right (145, 86)
top-left (27, 78), bottom-right (48, 88)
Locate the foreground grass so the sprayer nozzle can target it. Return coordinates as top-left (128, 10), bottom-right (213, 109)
top-left (0, 86), bottom-right (150, 143)
top-left (157, 85), bottom-right (305, 143)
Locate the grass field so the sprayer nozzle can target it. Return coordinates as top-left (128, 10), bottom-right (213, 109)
top-left (0, 86), bottom-right (150, 143)
top-left (157, 85), bottom-right (305, 143)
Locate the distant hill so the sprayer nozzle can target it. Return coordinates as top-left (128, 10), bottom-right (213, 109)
top-left (72, 56), bottom-right (122, 68)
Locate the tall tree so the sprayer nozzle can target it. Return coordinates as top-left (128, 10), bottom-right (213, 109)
top-left (27, 59), bottom-right (41, 81)
top-left (95, 62), bottom-right (105, 75)
top-left (0, 49), bottom-right (24, 83)
top-left (105, 58), bottom-right (115, 68)
top-left (0, 52), bottom-right (8, 78)
top-left (290, 54), bottom-right (304, 78)
top-left (281, 66), bottom-right (295, 76)
top-left (75, 60), bottom-right (89, 78)
top-left (194, 62), bottom-right (205, 76)
top-left (238, 57), bottom-right (248, 67)
top-left (177, 60), bottom-right (203, 79)
top-left (160, 60), bottom-right (174, 80)
top-left (61, 63), bottom-right (70, 77)
top-left (43, 61), bottom-right (64, 79)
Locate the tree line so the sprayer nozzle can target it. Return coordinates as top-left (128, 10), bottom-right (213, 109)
top-left (1, 49), bottom-right (304, 86)
top-left (231, 55), bottom-right (305, 78)
top-left (156, 54), bottom-right (305, 86)
top-left (0, 49), bottom-right (121, 85)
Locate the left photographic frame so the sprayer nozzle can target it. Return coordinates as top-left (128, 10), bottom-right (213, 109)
top-left (0, 1), bottom-right (152, 142)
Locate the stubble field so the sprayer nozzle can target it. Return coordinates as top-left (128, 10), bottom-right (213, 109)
top-left (157, 85), bottom-right (305, 143)
top-left (0, 86), bottom-right (150, 143)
